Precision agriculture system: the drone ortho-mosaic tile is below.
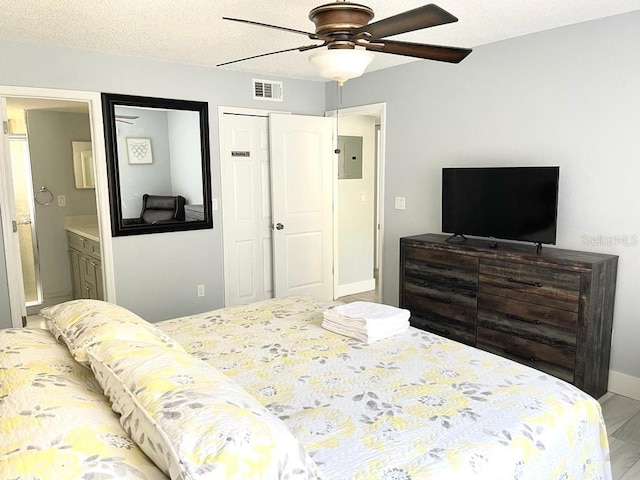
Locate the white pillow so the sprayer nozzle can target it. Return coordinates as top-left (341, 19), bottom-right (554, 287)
top-left (41, 299), bottom-right (183, 365)
top-left (88, 340), bottom-right (322, 480)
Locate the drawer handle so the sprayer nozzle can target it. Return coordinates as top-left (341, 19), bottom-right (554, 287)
top-left (428, 263), bottom-right (453, 271)
top-left (507, 277), bottom-right (543, 288)
top-left (506, 313), bottom-right (541, 325)
top-left (431, 296), bottom-right (452, 304)
top-left (505, 349), bottom-right (538, 362)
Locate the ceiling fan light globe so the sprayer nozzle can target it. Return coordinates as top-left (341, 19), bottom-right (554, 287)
top-left (309, 47), bottom-right (374, 85)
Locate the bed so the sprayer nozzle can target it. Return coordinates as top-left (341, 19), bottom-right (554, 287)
top-left (1, 297), bottom-right (611, 479)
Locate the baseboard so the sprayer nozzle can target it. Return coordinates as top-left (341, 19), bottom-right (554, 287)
top-left (608, 370), bottom-right (640, 401)
top-left (337, 279), bottom-right (376, 298)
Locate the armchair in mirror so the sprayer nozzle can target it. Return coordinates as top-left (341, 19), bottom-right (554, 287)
top-left (101, 93), bottom-right (213, 236)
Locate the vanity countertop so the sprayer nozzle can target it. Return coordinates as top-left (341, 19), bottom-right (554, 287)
top-left (66, 225), bottom-right (100, 243)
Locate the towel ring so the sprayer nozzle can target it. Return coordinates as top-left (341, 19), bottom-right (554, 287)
top-left (35, 186), bottom-right (54, 206)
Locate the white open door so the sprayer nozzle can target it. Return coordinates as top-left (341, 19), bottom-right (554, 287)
top-left (269, 113), bottom-right (334, 299)
top-left (220, 112), bottom-right (273, 305)
top-left (0, 97), bottom-right (27, 327)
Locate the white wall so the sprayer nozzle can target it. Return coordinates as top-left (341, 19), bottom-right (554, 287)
top-left (0, 40), bottom-right (326, 322)
top-left (326, 11), bottom-right (640, 385)
top-left (337, 115), bottom-right (376, 295)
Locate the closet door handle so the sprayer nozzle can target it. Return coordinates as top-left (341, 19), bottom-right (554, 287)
top-left (274, 223), bottom-right (284, 230)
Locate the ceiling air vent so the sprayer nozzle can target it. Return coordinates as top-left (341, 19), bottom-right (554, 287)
top-left (253, 79), bottom-right (283, 102)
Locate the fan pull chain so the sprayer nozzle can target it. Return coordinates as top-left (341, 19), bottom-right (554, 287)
top-left (334, 81), bottom-right (342, 154)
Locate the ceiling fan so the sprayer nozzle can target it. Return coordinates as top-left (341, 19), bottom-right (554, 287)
top-left (218, 2), bottom-right (471, 84)
top-left (115, 114), bottom-right (139, 125)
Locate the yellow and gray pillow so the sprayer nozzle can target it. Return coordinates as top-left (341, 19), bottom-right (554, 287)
top-left (41, 299), bottom-right (183, 365)
top-left (88, 340), bottom-right (322, 480)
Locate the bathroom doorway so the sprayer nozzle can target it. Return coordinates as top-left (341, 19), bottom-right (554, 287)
top-left (0, 86), bottom-right (113, 328)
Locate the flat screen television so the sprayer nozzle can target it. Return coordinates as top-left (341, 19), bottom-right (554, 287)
top-left (442, 166), bottom-right (559, 246)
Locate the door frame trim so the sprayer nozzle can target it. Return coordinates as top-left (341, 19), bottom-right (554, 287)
top-left (0, 85), bottom-right (115, 327)
top-left (326, 102), bottom-right (387, 301)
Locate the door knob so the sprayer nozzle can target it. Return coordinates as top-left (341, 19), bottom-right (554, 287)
top-left (275, 223), bottom-right (284, 230)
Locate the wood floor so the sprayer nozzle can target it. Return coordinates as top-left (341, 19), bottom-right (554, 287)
top-left (600, 392), bottom-right (640, 479)
top-left (339, 288), bottom-right (640, 479)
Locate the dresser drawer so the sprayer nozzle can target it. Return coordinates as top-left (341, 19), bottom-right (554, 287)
top-left (403, 247), bottom-right (478, 292)
top-left (67, 231), bottom-right (101, 259)
top-left (477, 326), bottom-right (575, 383)
top-left (410, 311), bottom-right (476, 346)
top-left (403, 291), bottom-right (476, 346)
top-left (478, 293), bottom-right (577, 349)
top-left (67, 231), bottom-right (87, 251)
top-left (479, 259), bottom-right (580, 312)
top-left (85, 238), bottom-right (101, 259)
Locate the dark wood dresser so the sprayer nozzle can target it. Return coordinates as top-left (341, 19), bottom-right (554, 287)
top-left (399, 233), bottom-right (618, 398)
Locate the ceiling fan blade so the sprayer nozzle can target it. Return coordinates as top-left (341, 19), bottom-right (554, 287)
top-left (223, 17), bottom-right (320, 40)
top-left (362, 39), bottom-right (471, 63)
top-left (350, 4), bottom-right (458, 39)
top-left (217, 44), bottom-right (326, 67)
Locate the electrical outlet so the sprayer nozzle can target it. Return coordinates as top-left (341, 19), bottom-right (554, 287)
top-left (197, 284), bottom-right (205, 297)
top-left (212, 198), bottom-right (218, 211)
top-left (58, 195), bottom-right (66, 207)
top-left (394, 197), bottom-right (406, 210)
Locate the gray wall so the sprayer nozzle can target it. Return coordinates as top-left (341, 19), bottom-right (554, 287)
top-left (0, 40), bottom-right (326, 322)
top-left (116, 107), bottom-right (172, 218)
top-left (168, 110), bottom-right (203, 205)
top-left (26, 110), bottom-right (96, 306)
top-left (338, 116), bottom-right (376, 289)
top-left (326, 11), bottom-right (640, 380)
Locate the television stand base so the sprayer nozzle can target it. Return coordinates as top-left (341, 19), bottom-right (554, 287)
top-left (535, 242), bottom-right (543, 254)
top-left (445, 233), bottom-right (467, 243)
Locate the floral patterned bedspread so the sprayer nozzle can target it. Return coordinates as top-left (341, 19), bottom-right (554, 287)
top-left (0, 328), bottom-right (166, 480)
top-left (158, 296), bottom-right (612, 480)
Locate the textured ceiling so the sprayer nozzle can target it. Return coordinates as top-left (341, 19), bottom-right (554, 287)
top-left (2, 0), bottom-right (640, 82)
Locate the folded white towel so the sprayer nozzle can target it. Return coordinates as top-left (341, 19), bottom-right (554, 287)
top-left (321, 301), bottom-right (410, 343)
top-left (328, 301), bottom-right (410, 325)
top-left (322, 317), bottom-right (409, 343)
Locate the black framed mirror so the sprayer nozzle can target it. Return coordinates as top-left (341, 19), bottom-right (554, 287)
top-left (102, 93), bottom-right (213, 236)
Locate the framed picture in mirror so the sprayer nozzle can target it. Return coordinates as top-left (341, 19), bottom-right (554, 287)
top-left (126, 137), bottom-right (153, 165)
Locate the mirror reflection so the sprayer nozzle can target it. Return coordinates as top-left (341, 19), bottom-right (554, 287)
top-left (102, 94), bottom-right (212, 236)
